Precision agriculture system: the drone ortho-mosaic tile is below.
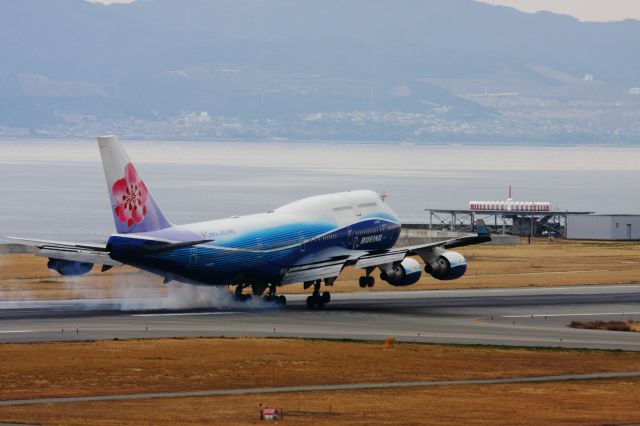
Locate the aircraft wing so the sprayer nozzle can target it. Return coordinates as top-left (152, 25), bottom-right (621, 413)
top-left (351, 220), bottom-right (491, 268)
top-left (8, 237), bottom-right (121, 266)
top-left (281, 220), bottom-right (491, 283)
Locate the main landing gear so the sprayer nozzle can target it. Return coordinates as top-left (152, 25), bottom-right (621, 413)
top-left (234, 283), bottom-right (286, 305)
top-left (305, 279), bottom-right (331, 309)
top-left (359, 268), bottom-right (375, 288)
top-left (263, 283), bottom-right (287, 306)
top-left (234, 284), bottom-right (252, 302)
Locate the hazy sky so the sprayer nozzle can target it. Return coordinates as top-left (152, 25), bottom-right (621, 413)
top-left (89, 0), bottom-right (640, 23)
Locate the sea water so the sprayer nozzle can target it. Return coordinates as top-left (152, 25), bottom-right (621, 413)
top-left (1, 139), bottom-right (639, 241)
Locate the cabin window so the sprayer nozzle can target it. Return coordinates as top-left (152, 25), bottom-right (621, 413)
top-left (357, 202), bottom-right (377, 209)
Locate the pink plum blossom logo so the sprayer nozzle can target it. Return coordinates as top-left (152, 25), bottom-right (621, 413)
top-left (112, 163), bottom-right (148, 227)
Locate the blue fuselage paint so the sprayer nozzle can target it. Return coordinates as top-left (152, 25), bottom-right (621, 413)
top-left (107, 190), bottom-right (402, 286)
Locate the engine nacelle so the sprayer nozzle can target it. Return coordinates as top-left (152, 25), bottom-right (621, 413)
top-left (47, 258), bottom-right (93, 276)
top-left (425, 251), bottom-right (467, 280)
top-left (380, 258), bottom-right (422, 286)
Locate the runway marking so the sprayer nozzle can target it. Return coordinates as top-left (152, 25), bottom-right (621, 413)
top-left (1, 371), bottom-right (639, 406)
top-left (0, 330), bottom-right (36, 334)
top-left (503, 312), bottom-right (640, 318)
top-left (131, 312), bottom-right (240, 317)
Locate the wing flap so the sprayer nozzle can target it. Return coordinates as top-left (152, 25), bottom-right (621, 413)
top-left (281, 260), bottom-right (346, 284)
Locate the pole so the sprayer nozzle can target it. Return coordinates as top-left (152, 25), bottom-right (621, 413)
top-left (529, 213), bottom-right (534, 245)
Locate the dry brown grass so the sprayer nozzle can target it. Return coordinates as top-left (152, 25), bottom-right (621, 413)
top-left (1, 337), bottom-right (640, 401)
top-left (0, 254), bottom-right (166, 300)
top-left (1, 338), bottom-right (640, 425)
top-left (1, 238), bottom-right (640, 300)
top-left (2, 380), bottom-right (640, 426)
top-left (570, 320), bottom-right (640, 332)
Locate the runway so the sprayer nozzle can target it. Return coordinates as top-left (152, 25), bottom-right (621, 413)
top-left (1, 285), bottom-right (639, 350)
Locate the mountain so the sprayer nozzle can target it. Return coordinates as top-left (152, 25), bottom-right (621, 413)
top-left (0, 0), bottom-right (639, 142)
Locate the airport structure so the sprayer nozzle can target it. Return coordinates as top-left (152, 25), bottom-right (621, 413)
top-left (425, 187), bottom-right (593, 237)
top-left (567, 214), bottom-right (640, 240)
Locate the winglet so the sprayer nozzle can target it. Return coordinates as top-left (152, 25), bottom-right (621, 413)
top-left (476, 219), bottom-right (490, 236)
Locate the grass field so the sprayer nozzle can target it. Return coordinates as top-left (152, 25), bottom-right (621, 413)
top-left (1, 238), bottom-right (639, 300)
top-left (2, 239), bottom-right (640, 425)
top-left (1, 338), bottom-right (639, 425)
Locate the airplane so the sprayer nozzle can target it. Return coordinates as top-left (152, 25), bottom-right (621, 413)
top-left (11, 136), bottom-right (491, 308)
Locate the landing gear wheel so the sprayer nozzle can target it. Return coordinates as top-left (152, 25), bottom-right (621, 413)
top-left (306, 296), bottom-right (315, 309)
top-left (234, 285), bottom-right (245, 299)
top-left (359, 276), bottom-right (374, 288)
top-left (263, 294), bottom-right (286, 305)
top-left (258, 283), bottom-right (286, 306)
top-left (358, 276), bottom-right (367, 288)
top-left (306, 280), bottom-right (330, 309)
top-left (366, 276), bottom-right (375, 287)
top-left (234, 285), bottom-right (252, 302)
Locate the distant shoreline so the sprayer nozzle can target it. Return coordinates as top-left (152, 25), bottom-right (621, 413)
top-left (1, 137), bottom-right (639, 148)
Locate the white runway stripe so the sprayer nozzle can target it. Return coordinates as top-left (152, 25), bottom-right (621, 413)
top-left (481, 269), bottom-right (609, 277)
top-left (131, 312), bottom-right (240, 317)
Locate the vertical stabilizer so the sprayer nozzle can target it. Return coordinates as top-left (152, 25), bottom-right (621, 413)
top-left (97, 136), bottom-right (172, 233)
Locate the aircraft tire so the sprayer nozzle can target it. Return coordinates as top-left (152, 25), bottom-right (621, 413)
top-left (366, 276), bottom-right (375, 287)
top-left (306, 296), bottom-right (315, 309)
top-left (278, 295), bottom-right (287, 305)
top-left (322, 291), bottom-right (331, 304)
top-left (358, 277), bottom-right (367, 288)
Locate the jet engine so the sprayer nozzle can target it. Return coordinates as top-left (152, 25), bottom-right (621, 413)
top-left (379, 258), bottom-right (422, 286)
top-left (425, 251), bottom-right (467, 280)
top-left (47, 258), bottom-right (93, 276)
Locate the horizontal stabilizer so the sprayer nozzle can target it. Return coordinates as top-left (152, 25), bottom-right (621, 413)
top-left (8, 237), bottom-right (121, 266)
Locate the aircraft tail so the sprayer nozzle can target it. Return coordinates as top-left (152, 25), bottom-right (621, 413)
top-left (97, 136), bottom-right (172, 234)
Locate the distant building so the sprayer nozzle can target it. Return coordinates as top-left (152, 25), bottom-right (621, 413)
top-left (567, 215), bottom-right (640, 240)
top-left (629, 88), bottom-right (640, 95)
top-left (583, 74), bottom-right (594, 81)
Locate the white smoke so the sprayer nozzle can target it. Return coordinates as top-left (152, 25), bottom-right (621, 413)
top-left (0, 252), bottom-right (279, 311)
top-left (116, 281), bottom-right (277, 311)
